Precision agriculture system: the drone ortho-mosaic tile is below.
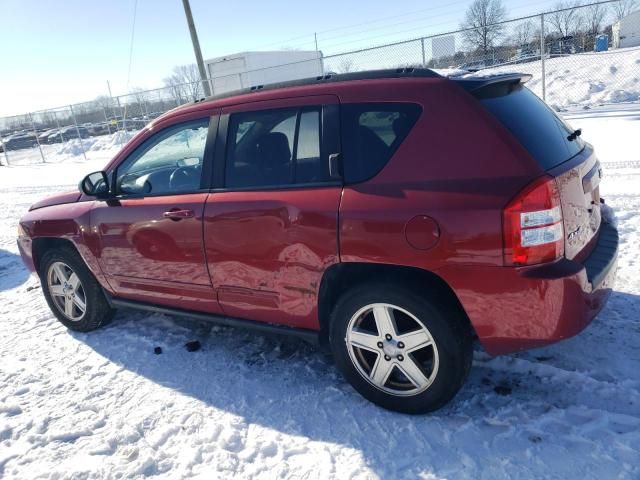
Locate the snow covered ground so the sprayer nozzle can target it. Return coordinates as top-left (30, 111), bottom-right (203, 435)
top-left (0, 110), bottom-right (639, 479)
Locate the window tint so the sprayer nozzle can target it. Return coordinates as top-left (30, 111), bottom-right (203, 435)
top-left (341, 103), bottom-right (422, 184)
top-left (116, 119), bottom-right (209, 196)
top-left (479, 85), bottom-right (584, 170)
top-left (225, 107), bottom-right (327, 188)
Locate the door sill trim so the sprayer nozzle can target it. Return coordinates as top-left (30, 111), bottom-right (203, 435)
top-left (106, 296), bottom-right (320, 345)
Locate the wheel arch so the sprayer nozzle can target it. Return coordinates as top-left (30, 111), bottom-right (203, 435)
top-left (317, 262), bottom-right (474, 345)
top-left (32, 237), bottom-right (79, 275)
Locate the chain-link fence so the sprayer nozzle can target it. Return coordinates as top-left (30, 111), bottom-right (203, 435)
top-left (2, 0), bottom-right (639, 166)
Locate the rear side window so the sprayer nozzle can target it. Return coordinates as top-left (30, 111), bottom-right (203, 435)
top-left (478, 85), bottom-right (584, 170)
top-left (225, 107), bottom-right (326, 188)
top-left (341, 103), bottom-right (422, 184)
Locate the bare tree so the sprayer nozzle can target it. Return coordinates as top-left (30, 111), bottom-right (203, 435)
top-left (548, 1), bottom-right (582, 37)
top-left (129, 87), bottom-right (150, 117)
top-left (611, 0), bottom-right (637, 21)
top-left (461, 0), bottom-right (507, 55)
top-left (93, 95), bottom-right (113, 110)
top-left (512, 20), bottom-right (535, 46)
top-left (163, 64), bottom-right (204, 103)
top-left (337, 58), bottom-right (355, 73)
top-left (583, 3), bottom-right (608, 37)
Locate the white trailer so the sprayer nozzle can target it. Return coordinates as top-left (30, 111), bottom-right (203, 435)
top-left (613, 10), bottom-right (640, 49)
top-left (205, 51), bottom-right (324, 96)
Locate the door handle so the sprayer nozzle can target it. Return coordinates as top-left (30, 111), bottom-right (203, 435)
top-left (163, 209), bottom-right (195, 220)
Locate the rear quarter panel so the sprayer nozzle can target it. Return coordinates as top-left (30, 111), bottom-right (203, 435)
top-left (338, 78), bottom-right (541, 270)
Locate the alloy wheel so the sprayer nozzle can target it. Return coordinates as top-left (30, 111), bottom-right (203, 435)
top-left (345, 303), bottom-right (439, 396)
top-left (47, 261), bottom-right (87, 321)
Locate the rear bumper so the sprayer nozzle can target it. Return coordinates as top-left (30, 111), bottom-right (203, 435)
top-left (438, 222), bottom-right (618, 356)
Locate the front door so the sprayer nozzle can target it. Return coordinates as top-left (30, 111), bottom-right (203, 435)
top-left (203, 96), bottom-right (342, 329)
top-left (92, 117), bottom-right (222, 314)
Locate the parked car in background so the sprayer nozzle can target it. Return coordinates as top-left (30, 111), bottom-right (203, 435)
top-left (120, 118), bottom-right (147, 130)
top-left (38, 128), bottom-right (61, 144)
top-left (3, 132), bottom-right (38, 150)
top-left (509, 46), bottom-right (539, 64)
top-left (17, 69), bottom-right (618, 414)
top-left (48, 126), bottom-right (90, 143)
top-left (87, 122), bottom-right (112, 137)
top-left (550, 36), bottom-right (583, 55)
top-left (458, 57), bottom-right (506, 70)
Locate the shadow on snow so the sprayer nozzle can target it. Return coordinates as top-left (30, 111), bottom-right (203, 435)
top-left (72, 287), bottom-right (639, 477)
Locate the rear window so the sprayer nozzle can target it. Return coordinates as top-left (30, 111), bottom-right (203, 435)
top-left (341, 103), bottom-right (422, 184)
top-left (478, 85), bottom-right (584, 170)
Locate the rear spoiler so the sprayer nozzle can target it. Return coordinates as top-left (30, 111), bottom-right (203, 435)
top-left (451, 73), bottom-right (532, 95)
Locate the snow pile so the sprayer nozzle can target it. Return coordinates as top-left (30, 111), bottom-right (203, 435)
top-left (84, 131), bottom-right (134, 153)
top-left (55, 138), bottom-right (98, 156)
top-left (1, 129), bottom-right (140, 167)
top-left (103, 130), bottom-right (135, 149)
top-left (0, 108), bottom-right (638, 478)
top-left (485, 46), bottom-right (640, 109)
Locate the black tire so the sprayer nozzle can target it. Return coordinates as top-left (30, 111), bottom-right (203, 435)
top-left (329, 282), bottom-right (472, 414)
top-left (40, 246), bottom-right (115, 332)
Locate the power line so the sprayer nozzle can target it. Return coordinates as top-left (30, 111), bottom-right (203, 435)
top-left (258, 0), bottom-right (564, 53)
top-left (256, 0), bottom-right (472, 50)
top-left (122, 0), bottom-right (139, 131)
top-left (316, 0), bottom-right (575, 53)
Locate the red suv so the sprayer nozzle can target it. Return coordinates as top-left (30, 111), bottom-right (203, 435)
top-left (17, 69), bottom-right (618, 413)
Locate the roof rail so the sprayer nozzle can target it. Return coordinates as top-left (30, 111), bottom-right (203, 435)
top-left (194, 67), bottom-right (442, 104)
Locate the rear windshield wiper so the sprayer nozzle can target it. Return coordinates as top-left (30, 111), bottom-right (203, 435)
top-left (567, 128), bottom-right (582, 141)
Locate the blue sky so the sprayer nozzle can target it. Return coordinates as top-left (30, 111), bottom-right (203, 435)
top-left (1, 0), bottom-right (563, 116)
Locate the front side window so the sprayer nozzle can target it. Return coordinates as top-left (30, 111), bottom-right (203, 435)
top-left (341, 103), bottom-right (422, 184)
top-left (116, 119), bottom-right (209, 195)
top-left (225, 107), bottom-right (325, 188)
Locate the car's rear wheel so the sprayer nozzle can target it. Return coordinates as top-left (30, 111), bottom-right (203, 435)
top-left (330, 283), bottom-right (472, 414)
top-left (40, 247), bottom-right (114, 332)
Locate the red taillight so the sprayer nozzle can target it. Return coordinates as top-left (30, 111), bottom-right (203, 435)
top-left (503, 176), bottom-right (564, 266)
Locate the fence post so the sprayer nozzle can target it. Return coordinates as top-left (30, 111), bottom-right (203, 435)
top-left (143, 98), bottom-right (150, 119)
top-left (53, 110), bottom-right (64, 143)
top-left (116, 96), bottom-right (126, 133)
top-left (421, 37), bottom-right (426, 67)
top-left (540, 13), bottom-right (546, 101)
top-left (69, 105), bottom-right (88, 161)
top-left (0, 132), bottom-right (10, 166)
top-left (28, 112), bottom-right (46, 163)
top-left (103, 107), bottom-right (112, 135)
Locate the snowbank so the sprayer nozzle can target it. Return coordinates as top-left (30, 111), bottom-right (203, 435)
top-left (485, 46), bottom-right (640, 110)
top-left (1, 130), bottom-right (138, 168)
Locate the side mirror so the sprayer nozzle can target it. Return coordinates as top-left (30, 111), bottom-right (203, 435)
top-left (177, 156), bottom-right (200, 167)
top-left (80, 171), bottom-right (110, 198)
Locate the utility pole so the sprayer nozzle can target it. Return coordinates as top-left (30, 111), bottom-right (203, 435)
top-left (181, 0), bottom-right (211, 97)
top-left (540, 13), bottom-right (546, 101)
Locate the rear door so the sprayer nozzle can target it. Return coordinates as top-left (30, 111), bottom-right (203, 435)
top-left (203, 95), bottom-right (341, 330)
top-left (476, 83), bottom-right (601, 260)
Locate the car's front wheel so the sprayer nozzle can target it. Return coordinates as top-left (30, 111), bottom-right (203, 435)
top-left (40, 247), bottom-right (114, 332)
top-left (330, 283), bottom-right (472, 414)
